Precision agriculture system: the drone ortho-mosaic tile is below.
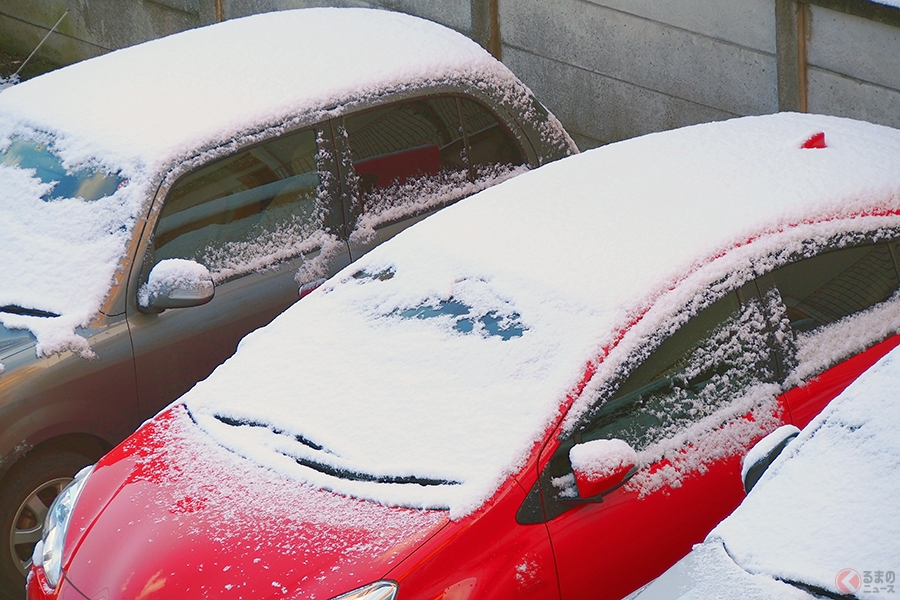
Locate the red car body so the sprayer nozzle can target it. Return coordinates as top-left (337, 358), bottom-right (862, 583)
top-left (27, 113), bottom-right (900, 600)
top-left (26, 336), bottom-right (900, 600)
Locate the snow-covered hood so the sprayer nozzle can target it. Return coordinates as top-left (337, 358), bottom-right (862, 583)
top-left (182, 112), bottom-right (900, 519)
top-left (60, 405), bottom-right (449, 600)
top-left (707, 345), bottom-right (900, 598)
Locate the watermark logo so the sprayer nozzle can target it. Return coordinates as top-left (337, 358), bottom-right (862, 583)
top-left (836, 569), bottom-right (861, 594)
top-left (836, 569), bottom-right (896, 594)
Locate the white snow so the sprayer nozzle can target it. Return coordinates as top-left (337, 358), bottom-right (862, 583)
top-left (570, 439), bottom-right (637, 478)
top-left (120, 406), bottom-right (447, 589)
top-left (180, 113), bottom-right (900, 518)
top-left (138, 258), bottom-right (212, 308)
top-left (0, 8), bottom-right (536, 356)
top-left (0, 9), bottom-right (520, 173)
top-left (740, 424), bottom-right (799, 486)
top-left (709, 345), bottom-right (900, 598)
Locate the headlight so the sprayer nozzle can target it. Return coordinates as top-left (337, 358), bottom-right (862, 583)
top-left (330, 581), bottom-right (398, 600)
top-left (36, 464), bottom-right (94, 588)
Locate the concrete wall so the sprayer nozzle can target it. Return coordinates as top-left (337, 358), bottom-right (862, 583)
top-left (500, 0), bottom-right (779, 148)
top-left (1, 0), bottom-right (898, 149)
top-left (806, 4), bottom-right (900, 129)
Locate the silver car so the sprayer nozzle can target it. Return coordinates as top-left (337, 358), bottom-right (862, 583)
top-left (0, 8), bottom-right (574, 596)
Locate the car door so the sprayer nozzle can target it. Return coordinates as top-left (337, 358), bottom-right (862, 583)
top-left (126, 124), bottom-right (348, 420)
top-left (522, 282), bottom-right (788, 600)
top-left (758, 238), bottom-right (900, 427)
top-left (338, 94), bottom-right (530, 260)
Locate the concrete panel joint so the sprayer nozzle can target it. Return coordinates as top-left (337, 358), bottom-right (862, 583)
top-left (776, 0), bottom-right (808, 112)
top-left (471, 0), bottom-right (501, 59)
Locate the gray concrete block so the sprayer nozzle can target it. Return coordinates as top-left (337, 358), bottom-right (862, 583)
top-left (224, 0), bottom-right (469, 33)
top-left (808, 4), bottom-right (900, 93)
top-left (582, 0), bottom-right (776, 54)
top-left (224, 0), bottom-right (376, 20)
top-left (503, 45), bottom-right (737, 147)
top-left (0, 0), bottom-right (212, 65)
top-left (369, 0), bottom-right (470, 32)
top-left (807, 66), bottom-right (900, 130)
top-left (500, 0), bottom-right (778, 116)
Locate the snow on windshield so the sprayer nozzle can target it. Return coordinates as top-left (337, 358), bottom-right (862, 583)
top-left (0, 126), bottom-right (147, 357)
top-left (709, 345), bottom-right (900, 597)
top-left (180, 114), bottom-right (900, 518)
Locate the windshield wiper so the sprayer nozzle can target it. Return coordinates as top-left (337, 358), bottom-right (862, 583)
top-left (290, 456), bottom-right (459, 487)
top-left (213, 414), bottom-right (459, 487)
top-left (214, 414), bottom-right (325, 451)
top-left (779, 578), bottom-right (857, 599)
top-left (0, 305), bottom-right (59, 318)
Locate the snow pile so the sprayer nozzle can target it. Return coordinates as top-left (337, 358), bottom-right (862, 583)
top-left (711, 345), bottom-right (900, 597)
top-left (138, 258), bottom-right (211, 308)
top-left (181, 113), bottom-right (900, 517)
top-left (570, 439), bottom-right (637, 478)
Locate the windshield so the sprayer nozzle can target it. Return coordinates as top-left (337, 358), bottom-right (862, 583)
top-left (0, 137), bottom-right (125, 201)
top-left (0, 129), bottom-right (145, 357)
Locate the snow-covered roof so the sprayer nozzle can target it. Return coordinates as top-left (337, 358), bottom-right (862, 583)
top-left (0, 8), bottom-right (529, 356)
top-left (0, 8), bottom-right (515, 170)
top-left (184, 112), bottom-right (900, 518)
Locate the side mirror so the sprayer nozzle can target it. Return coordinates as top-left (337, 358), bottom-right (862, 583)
top-left (741, 425), bottom-right (800, 493)
top-left (139, 259), bottom-right (215, 312)
top-left (569, 439), bottom-right (637, 500)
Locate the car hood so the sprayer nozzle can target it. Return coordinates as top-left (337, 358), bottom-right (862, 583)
top-left (62, 405), bottom-right (450, 600)
top-left (627, 539), bottom-right (811, 600)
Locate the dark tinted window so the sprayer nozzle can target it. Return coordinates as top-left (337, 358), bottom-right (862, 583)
top-left (153, 128), bottom-right (326, 280)
top-left (458, 97), bottom-right (526, 171)
top-left (344, 97), bottom-right (467, 216)
top-left (770, 242), bottom-right (900, 333)
top-left (526, 289), bottom-right (778, 521)
top-left (343, 96), bottom-right (527, 231)
top-left (577, 289), bottom-right (776, 451)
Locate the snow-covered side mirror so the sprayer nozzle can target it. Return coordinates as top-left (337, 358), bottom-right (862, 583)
top-left (139, 259), bottom-right (215, 312)
top-left (741, 425), bottom-right (800, 494)
top-left (569, 439), bottom-right (637, 500)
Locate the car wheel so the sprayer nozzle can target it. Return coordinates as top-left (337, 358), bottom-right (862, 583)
top-left (0, 451), bottom-right (93, 599)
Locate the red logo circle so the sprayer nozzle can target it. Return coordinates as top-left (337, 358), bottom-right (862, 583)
top-left (836, 569), bottom-right (861, 594)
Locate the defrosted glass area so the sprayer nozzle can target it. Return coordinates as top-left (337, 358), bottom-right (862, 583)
top-left (0, 136), bottom-right (125, 201)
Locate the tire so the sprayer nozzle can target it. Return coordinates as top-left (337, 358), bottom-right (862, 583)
top-left (0, 451), bottom-right (93, 600)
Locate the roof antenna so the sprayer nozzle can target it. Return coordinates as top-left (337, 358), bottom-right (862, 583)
top-left (14, 10), bottom-right (69, 78)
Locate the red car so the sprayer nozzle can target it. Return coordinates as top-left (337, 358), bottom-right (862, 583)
top-left (28, 113), bottom-right (900, 600)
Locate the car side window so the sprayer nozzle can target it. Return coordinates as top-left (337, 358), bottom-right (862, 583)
top-left (343, 97), bottom-right (468, 226)
top-left (152, 127), bottom-right (328, 282)
top-left (458, 96), bottom-right (527, 174)
top-left (342, 96), bottom-right (527, 233)
top-left (518, 287), bottom-right (780, 523)
top-left (575, 288), bottom-right (776, 452)
top-left (766, 241), bottom-right (900, 334)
